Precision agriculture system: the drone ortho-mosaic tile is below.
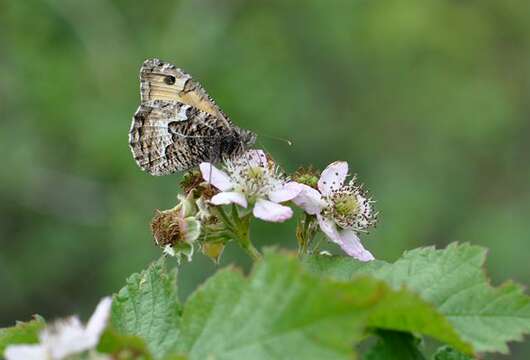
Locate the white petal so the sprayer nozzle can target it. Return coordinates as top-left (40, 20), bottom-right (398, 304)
top-left (211, 191), bottom-right (248, 208)
top-left (292, 184), bottom-right (326, 215)
top-left (317, 216), bottom-right (374, 261)
top-left (244, 149), bottom-right (268, 167)
top-left (199, 163), bottom-right (233, 191)
top-left (4, 345), bottom-right (47, 360)
top-left (40, 317), bottom-right (89, 359)
top-left (253, 199), bottom-right (293, 222)
top-left (85, 297), bottom-right (112, 346)
top-left (318, 161), bottom-right (348, 195)
top-left (268, 182), bottom-right (303, 203)
top-left (337, 230), bottom-right (375, 261)
top-left (317, 214), bottom-right (342, 245)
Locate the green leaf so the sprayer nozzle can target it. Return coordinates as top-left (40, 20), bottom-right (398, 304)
top-left (304, 243), bottom-right (530, 354)
top-left (0, 316), bottom-right (45, 353)
top-left (111, 258), bottom-right (181, 359)
top-left (303, 256), bottom-right (387, 281)
top-left (176, 258), bottom-right (365, 359)
top-left (432, 346), bottom-right (473, 360)
top-left (174, 252), bottom-right (467, 360)
top-left (363, 330), bottom-right (426, 360)
top-left (365, 284), bottom-right (470, 354)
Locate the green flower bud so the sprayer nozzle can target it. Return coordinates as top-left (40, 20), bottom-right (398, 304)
top-left (292, 166), bottom-right (320, 189)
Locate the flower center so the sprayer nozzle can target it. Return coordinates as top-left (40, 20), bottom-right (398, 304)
top-left (234, 166), bottom-right (269, 199)
top-left (324, 182), bottom-right (377, 231)
top-left (226, 156), bottom-right (284, 202)
top-left (328, 191), bottom-right (361, 229)
top-left (333, 194), bottom-right (359, 218)
top-left (247, 166), bottom-right (265, 181)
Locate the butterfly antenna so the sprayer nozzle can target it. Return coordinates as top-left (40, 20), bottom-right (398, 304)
top-left (259, 133), bottom-right (293, 147)
top-left (255, 133), bottom-right (293, 165)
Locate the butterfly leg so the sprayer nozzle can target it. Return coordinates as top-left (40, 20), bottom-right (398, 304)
top-left (206, 139), bottom-right (223, 185)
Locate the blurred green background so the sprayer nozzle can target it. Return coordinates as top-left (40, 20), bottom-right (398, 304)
top-left (1, 0), bottom-right (529, 357)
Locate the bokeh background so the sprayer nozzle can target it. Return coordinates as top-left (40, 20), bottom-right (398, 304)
top-left (1, 0), bottom-right (529, 357)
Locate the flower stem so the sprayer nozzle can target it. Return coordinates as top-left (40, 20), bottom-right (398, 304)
top-left (231, 205), bottom-right (262, 261)
top-left (210, 205), bottom-right (261, 260)
top-left (297, 213), bottom-right (316, 257)
top-left (241, 237), bottom-right (261, 261)
top-left (215, 207), bottom-right (236, 232)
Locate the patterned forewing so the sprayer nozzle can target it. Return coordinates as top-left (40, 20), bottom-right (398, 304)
top-left (140, 58), bottom-right (230, 126)
top-left (129, 100), bottom-right (230, 175)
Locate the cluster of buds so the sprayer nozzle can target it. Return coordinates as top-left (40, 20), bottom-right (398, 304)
top-left (150, 150), bottom-right (378, 263)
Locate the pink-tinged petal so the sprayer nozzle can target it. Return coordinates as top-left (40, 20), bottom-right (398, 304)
top-left (4, 345), bottom-right (46, 360)
top-left (211, 191), bottom-right (248, 208)
top-left (244, 149), bottom-right (268, 167)
top-left (317, 214), bottom-right (342, 244)
top-left (318, 161), bottom-right (348, 195)
top-left (337, 229), bottom-right (375, 261)
top-left (292, 184), bottom-right (326, 215)
top-left (268, 182), bottom-right (304, 203)
top-left (253, 199), bottom-right (293, 222)
top-left (199, 163), bottom-right (233, 191)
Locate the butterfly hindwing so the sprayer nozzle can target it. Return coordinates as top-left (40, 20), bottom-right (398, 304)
top-left (129, 100), bottom-right (233, 175)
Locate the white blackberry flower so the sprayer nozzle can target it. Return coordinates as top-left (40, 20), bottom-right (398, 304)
top-left (5, 298), bottom-right (112, 360)
top-left (292, 161), bottom-right (377, 261)
top-left (200, 150), bottom-right (302, 222)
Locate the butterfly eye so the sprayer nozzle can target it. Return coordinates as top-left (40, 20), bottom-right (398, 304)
top-left (164, 75), bottom-right (176, 85)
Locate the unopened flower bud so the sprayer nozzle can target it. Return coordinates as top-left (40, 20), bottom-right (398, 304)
top-left (292, 166), bottom-right (320, 189)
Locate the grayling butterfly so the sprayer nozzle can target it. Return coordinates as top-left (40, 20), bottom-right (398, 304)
top-left (129, 58), bottom-right (256, 175)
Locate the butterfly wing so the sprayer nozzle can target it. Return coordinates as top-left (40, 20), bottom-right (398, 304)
top-left (129, 100), bottom-right (231, 175)
top-left (130, 58), bottom-right (256, 175)
top-left (139, 58), bottom-right (231, 126)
